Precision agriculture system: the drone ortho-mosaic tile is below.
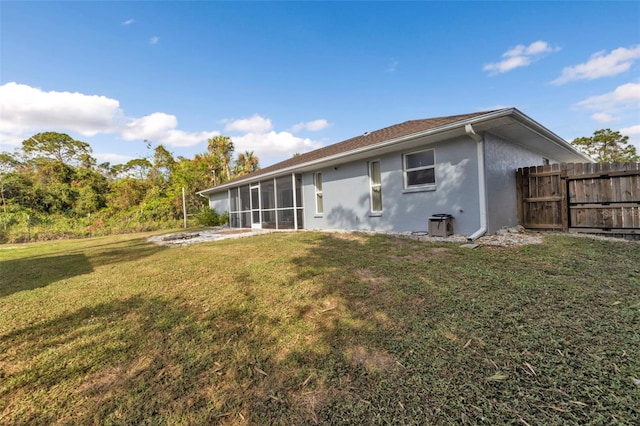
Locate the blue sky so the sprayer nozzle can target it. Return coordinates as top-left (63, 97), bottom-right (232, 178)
top-left (1, 1), bottom-right (639, 167)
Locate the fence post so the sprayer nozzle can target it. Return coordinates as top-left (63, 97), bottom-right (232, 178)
top-left (516, 168), bottom-right (523, 226)
top-left (560, 164), bottom-right (569, 232)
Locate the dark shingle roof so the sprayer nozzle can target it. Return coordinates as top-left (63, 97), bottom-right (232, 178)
top-left (202, 110), bottom-right (498, 192)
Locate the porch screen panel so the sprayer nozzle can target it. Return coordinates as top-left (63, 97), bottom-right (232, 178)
top-left (227, 185), bottom-right (252, 228)
top-left (277, 209), bottom-right (295, 229)
top-left (230, 212), bottom-right (240, 228)
top-left (230, 188), bottom-right (239, 212)
top-left (261, 180), bottom-right (275, 209)
top-left (240, 211), bottom-right (250, 228)
top-left (239, 186), bottom-right (251, 211)
top-left (296, 208), bottom-right (304, 229)
top-left (276, 176), bottom-right (294, 208)
top-left (262, 210), bottom-right (276, 229)
top-left (295, 174), bottom-right (304, 229)
top-left (260, 179), bottom-right (276, 228)
top-left (295, 174), bottom-right (303, 208)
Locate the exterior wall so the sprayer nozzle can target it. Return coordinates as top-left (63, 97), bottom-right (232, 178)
top-left (483, 132), bottom-right (549, 233)
top-left (303, 136), bottom-right (483, 235)
top-left (208, 190), bottom-right (229, 215)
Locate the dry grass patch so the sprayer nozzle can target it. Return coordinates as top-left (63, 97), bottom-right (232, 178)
top-left (346, 345), bottom-right (399, 372)
top-left (1, 231), bottom-right (638, 424)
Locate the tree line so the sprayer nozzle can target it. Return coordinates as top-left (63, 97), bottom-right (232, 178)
top-left (0, 127), bottom-right (636, 243)
top-left (0, 132), bottom-right (258, 242)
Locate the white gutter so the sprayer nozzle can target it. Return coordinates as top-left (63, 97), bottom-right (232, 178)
top-left (465, 124), bottom-right (487, 241)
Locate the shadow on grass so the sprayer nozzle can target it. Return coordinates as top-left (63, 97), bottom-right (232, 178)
top-left (1, 233), bottom-right (638, 424)
top-left (0, 253), bottom-right (93, 297)
top-left (0, 294), bottom-right (262, 424)
top-left (0, 237), bottom-right (166, 298)
top-left (277, 233), bottom-right (640, 424)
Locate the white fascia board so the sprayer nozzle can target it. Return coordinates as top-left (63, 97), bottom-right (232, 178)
top-left (508, 109), bottom-right (594, 162)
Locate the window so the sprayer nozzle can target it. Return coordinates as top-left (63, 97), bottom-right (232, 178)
top-left (369, 161), bottom-right (382, 212)
top-left (404, 149), bottom-right (436, 189)
top-left (314, 172), bottom-right (323, 214)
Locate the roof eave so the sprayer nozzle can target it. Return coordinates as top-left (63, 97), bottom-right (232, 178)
top-left (508, 109), bottom-right (594, 163)
top-left (198, 110), bottom-right (515, 195)
top-left (197, 108), bottom-right (592, 195)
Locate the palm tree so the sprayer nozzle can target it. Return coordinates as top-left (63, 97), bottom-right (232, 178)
top-left (234, 151), bottom-right (260, 177)
top-left (234, 152), bottom-right (247, 177)
top-left (243, 151), bottom-right (259, 174)
top-left (194, 152), bottom-right (223, 186)
top-left (207, 136), bottom-right (234, 182)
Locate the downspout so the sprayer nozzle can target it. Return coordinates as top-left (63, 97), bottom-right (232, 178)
top-left (465, 124), bottom-right (488, 241)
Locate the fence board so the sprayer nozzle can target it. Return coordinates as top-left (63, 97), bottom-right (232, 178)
top-left (516, 163), bottom-right (640, 236)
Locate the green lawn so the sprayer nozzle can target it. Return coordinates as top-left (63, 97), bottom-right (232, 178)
top-left (1, 231), bottom-right (639, 425)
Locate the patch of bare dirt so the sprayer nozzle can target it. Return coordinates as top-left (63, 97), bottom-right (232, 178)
top-left (147, 227), bottom-right (270, 246)
top-left (346, 345), bottom-right (398, 372)
top-left (328, 232), bottom-right (367, 243)
top-left (355, 268), bottom-right (389, 286)
top-left (77, 356), bottom-right (153, 397)
top-left (149, 225), bottom-right (633, 248)
top-left (474, 232), bottom-right (543, 246)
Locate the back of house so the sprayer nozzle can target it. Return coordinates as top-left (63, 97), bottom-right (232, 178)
top-left (198, 108), bottom-right (591, 239)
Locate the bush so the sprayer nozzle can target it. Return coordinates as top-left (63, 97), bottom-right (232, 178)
top-left (219, 211), bottom-right (229, 225)
top-left (195, 207), bottom-right (220, 226)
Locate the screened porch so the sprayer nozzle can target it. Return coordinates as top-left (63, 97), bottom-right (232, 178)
top-left (228, 173), bottom-right (304, 230)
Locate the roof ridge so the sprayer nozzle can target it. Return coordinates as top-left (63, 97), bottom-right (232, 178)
top-left (404, 110), bottom-right (498, 123)
top-left (200, 109), bottom-right (506, 192)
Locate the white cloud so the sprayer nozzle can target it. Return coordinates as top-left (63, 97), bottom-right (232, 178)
top-left (224, 115), bottom-right (330, 164)
top-left (576, 82), bottom-right (640, 112)
top-left (523, 40), bottom-right (555, 55)
top-left (122, 113), bottom-right (219, 147)
top-left (0, 82), bottom-right (327, 162)
top-left (620, 124), bottom-right (640, 136)
top-left (387, 60), bottom-right (399, 73)
top-left (619, 125), bottom-right (640, 151)
top-left (290, 119), bottom-right (329, 132)
top-left (122, 18), bottom-right (135, 25)
top-left (0, 82), bottom-right (122, 144)
top-left (575, 83), bottom-right (640, 146)
top-left (94, 152), bottom-right (135, 164)
top-left (484, 40), bottom-right (560, 74)
top-left (0, 82), bottom-right (219, 149)
top-left (552, 45), bottom-right (640, 85)
top-left (231, 131), bottom-right (323, 160)
top-left (591, 112), bottom-right (615, 123)
top-left (122, 113), bottom-right (177, 141)
top-left (149, 36), bottom-right (159, 45)
top-left (224, 114), bottom-right (273, 133)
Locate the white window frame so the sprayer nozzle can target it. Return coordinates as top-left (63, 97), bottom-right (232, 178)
top-left (314, 172), bottom-right (323, 215)
top-left (369, 160), bottom-right (382, 214)
top-left (403, 148), bottom-right (436, 190)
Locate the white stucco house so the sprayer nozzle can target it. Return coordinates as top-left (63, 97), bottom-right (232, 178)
top-left (198, 108), bottom-right (591, 239)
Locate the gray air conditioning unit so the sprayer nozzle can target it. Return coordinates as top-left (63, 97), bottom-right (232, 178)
top-left (428, 214), bottom-right (454, 237)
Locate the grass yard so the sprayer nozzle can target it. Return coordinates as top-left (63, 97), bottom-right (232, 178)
top-left (1, 231), bottom-right (639, 425)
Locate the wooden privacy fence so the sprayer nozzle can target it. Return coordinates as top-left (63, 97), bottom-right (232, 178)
top-left (516, 163), bottom-right (640, 236)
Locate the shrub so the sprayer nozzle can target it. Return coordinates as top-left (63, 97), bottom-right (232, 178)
top-left (219, 210), bottom-right (229, 225)
top-left (195, 207), bottom-right (220, 226)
